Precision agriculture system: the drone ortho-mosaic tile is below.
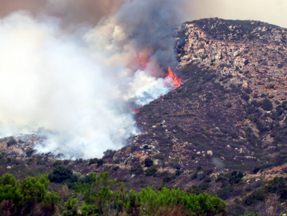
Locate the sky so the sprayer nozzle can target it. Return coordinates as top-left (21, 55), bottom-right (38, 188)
top-left (186, 0), bottom-right (287, 28)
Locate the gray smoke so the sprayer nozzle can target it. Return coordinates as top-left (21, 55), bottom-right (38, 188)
top-left (0, 0), bottom-right (186, 158)
top-left (116, 0), bottom-right (185, 75)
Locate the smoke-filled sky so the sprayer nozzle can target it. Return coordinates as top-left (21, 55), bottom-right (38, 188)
top-left (0, 0), bottom-right (285, 158)
top-left (186, 0), bottom-right (287, 28)
top-left (1, 0), bottom-right (286, 27)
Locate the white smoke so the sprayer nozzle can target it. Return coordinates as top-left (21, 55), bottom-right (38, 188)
top-left (0, 11), bottom-right (135, 158)
top-left (0, 0), bottom-right (184, 158)
top-left (0, 11), bottom-right (177, 158)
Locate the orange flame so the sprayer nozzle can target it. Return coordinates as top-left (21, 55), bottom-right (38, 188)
top-left (133, 52), bottom-right (149, 70)
top-left (132, 109), bottom-right (139, 114)
top-left (167, 67), bottom-right (183, 89)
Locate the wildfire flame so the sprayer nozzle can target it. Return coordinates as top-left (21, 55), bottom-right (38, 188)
top-left (132, 109), bottom-right (139, 114)
top-left (167, 67), bottom-right (183, 89)
top-left (133, 52), bottom-right (149, 70)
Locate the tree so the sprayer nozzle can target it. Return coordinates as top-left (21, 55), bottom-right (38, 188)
top-left (48, 166), bottom-right (73, 183)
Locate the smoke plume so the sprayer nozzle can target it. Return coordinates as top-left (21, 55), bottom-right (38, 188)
top-left (0, 0), bottom-right (185, 158)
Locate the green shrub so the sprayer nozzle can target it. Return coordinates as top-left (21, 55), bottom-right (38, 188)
top-left (0, 172), bottom-right (227, 216)
top-left (229, 171), bottom-right (244, 184)
top-left (265, 177), bottom-right (287, 201)
top-left (198, 182), bottom-right (210, 191)
top-left (7, 138), bottom-right (17, 147)
top-left (188, 185), bottom-right (203, 195)
top-left (48, 166), bottom-right (73, 183)
top-left (0, 174), bottom-right (58, 215)
top-left (113, 166), bottom-right (119, 171)
top-left (53, 160), bottom-right (62, 167)
top-left (89, 158), bottom-right (98, 165)
top-left (144, 158), bottom-right (154, 167)
top-left (162, 176), bottom-right (173, 183)
top-left (130, 165), bottom-right (144, 175)
top-left (191, 172), bottom-right (198, 179)
top-left (145, 167), bottom-right (158, 176)
top-left (244, 189), bottom-right (266, 205)
top-left (97, 159), bottom-right (104, 166)
top-left (217, 186), bottom-right (234, 200)
top-left (231, 132), bottom-right (239, 139)
top-left (63, 160), bottom-right (70, 165)
top-left (197, 165), bottom-right (203, 171)
top-left (242, 94), bottom-right (250, 101)
top-left (261, 98), bottom-right (273, 111)
top-left (26, 148), bottom-right (36, 157)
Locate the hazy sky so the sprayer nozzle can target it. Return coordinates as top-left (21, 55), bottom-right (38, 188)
top-left (0, 1), bottom-right (285, 27)
top-left (186, 0), bottom-right (287, 28)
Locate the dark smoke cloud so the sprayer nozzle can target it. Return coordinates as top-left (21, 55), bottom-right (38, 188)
top-left (116, 0), bottom-right (186, 75)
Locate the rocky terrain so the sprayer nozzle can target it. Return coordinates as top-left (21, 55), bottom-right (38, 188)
top-left (2, 18), bottom-right (287, 215)
top-left (104, 18), bottom-right (287, 173)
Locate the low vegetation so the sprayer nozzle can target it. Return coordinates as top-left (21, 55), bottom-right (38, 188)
top-left (0, 172), bottom-right (227, 215)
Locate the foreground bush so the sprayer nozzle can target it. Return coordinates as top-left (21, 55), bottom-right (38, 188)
top-left (0, 172), bottom-right (227, 215)
top-left (0, 174), bottom-right (59, 215)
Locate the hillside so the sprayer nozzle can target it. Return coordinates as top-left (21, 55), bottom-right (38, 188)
top-left (2, 18), bottom-right (287, 215)
top-left (107, 17), bottom-right (287, 172)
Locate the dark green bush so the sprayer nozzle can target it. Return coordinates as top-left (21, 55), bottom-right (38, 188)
top-left (265, 177), bottom-right (287, 201)
top-left (197, 165), bottom-right (203, 171)
top-left (204, 169), bottom-right (214, 176)
top-left (89, 158), bottom-right (98, 165)
top-left (231, 133), bottom-right (239, 139)
top-left (162, 176), bottom-right (173, 183)
top-left (175, 170), bottom-right (182, 177)
top-left (191, 172), bottom-right (198, 180)
top-left (53, 160), bottom-right (62, 167)
top-left (97, 159), bottom-right (104, 166)
top-left (244, 189), bottom-right (266, 206)
top-left (144, 158), bottom-right (154, 167)
top-left (282, 101), bottom-right (287, 110)
top-left (7, 138), bottom-right (17, 147)
top-left (48, 166), bottom-right (73, 183)
top-left (229, 171), bottom-right (244, 184)
top-left (130, 165), bottom-right (144, 175)
top-left (63, 160), bottom-right (70, 165)
top-left (261, 98), bottom-right (273, 111)
top-left (217, 186), bottom-right (234, 200)
top-left (145, 167), bottom-right (158, 176)
top-left (242, 94), bottom-right (250, 101)
top-left (228, 205), bottom-right (246, 216)
top-left (188, 185), bottom-right (203, 195)
top-left (198, 182), bottom-right (210, 191)
top-left (26, 148), bottom-right (36, 157)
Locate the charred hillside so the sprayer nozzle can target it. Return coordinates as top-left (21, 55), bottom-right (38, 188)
top-left (107, 18), bottom-right (287, 173)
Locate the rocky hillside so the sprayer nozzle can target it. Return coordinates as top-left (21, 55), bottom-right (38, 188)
top-left (106, 18), bottom-right (287, 174)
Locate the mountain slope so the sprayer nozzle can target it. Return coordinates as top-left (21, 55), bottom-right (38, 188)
top-left (107, 18), bottom-right (287, 173)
